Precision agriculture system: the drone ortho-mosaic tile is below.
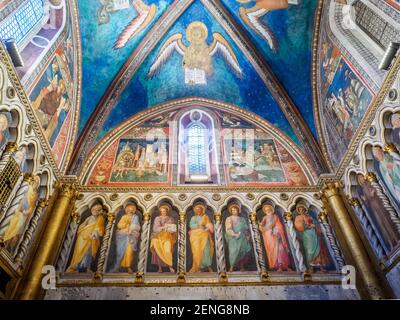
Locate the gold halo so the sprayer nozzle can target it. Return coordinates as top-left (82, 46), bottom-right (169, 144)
top-left (228, 202), bottom-right (241, 214)
top-left (262, 203), bottom-right (275, 212)
top-left (193, 202), bottom-right (206, 212)
top-left (159, 203), bottom-right (172, 214)
top-left (124, 202), bottom-right (137, 210)
top-left (296, 200), bottom-right (308, 212)
top-left (186, 21), bottom-right (208, 42)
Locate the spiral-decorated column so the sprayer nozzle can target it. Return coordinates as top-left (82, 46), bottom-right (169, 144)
top-left (318, 210), bottom-right (345, 271)
top-left (365, 172), bottom-right (400, 234)
top-left (18, 180), bottom-right (79, 300)
top-left (321, 182), bottom-right (388, 299)
top-left (94, 212), bottom-right (115, 280)
top-left (14, 199), bottom-right (48, 268)
top-left (177, 211), bottom-right (186, 283)
top-left (136, 212), bottom-right (151, 283)
top-left (349, 197), bottom-right (385, 258)
top-left (0, 173), bottom-right (36, 244)
top-left (213, 212), bottom-right (227, 282)
top-left (56, 210), bottom-right (81, 272)
top-left (283, 211), bottom-right (306, 272)
top-left (249, 212), bottom-right (268, 281)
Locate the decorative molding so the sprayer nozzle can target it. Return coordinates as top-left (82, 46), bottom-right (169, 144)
top-left (312, 0), bottom-right (334, 172)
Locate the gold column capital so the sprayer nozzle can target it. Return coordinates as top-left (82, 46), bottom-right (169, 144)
top-left (349, 197), bottom-right (361, 207)
top-left (106, 212), bottom-right (115, 222)
top-left (143, 212), bottom-right (151, 222)
top-left (365, 172), bottom-right (377, 183)
top-left (179, 211), bottom-right (186, 223)
top-left (321, 182), bottom-right (343, 199)
top-left (71, 210), bottom-right (81, 223)
top-left (249, 212), bottom-right (257, 222)
top-left (23, 173), bottom-right (35, 183)
top-left (318, 210), bottom-right (328, 222)
top-left (37, 198), bottom-right (48, 208)
top-left (284, 211), bottom-right (293, 221)
top-left (54, 181), bottom-right (79, 199)
top-left (213, 212), bottom-right (222, 222)
top-left (4, 142), bottom-right (18, 154)
top-left (383, 143), bottom-right (399, 154)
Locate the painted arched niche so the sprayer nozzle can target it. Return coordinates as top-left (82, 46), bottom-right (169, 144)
top-left (80, 99), bottom-right (316, 187)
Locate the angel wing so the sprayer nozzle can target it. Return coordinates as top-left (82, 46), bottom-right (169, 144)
top-left (114, 0), bottom-right (157, 49)
top-left (148, 33), bottom-right (186, 77)
top-left (209, 33), bottom-right (243, 76)
top-left (239, 6), bottom-right (278, 52)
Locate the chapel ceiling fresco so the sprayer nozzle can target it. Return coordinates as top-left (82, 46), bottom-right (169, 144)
top-left (78, 0), bottom-right (174, 134)
top-left (97, 0), bottom-right (299, 144)
top-left (72, 0), bottom-right (325, 174)
top-left (220, 0), bottom-right (317, 137)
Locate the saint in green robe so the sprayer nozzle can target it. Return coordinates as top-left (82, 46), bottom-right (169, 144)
top-left (224, 216), bottom-right (252, 269)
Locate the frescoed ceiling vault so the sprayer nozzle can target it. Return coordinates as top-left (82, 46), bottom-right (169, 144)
top-left (69, 0), bottom-right (328, 175)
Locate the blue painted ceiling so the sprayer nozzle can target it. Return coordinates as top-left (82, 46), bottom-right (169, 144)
top-left (76, 0), bottom-right (318, 148)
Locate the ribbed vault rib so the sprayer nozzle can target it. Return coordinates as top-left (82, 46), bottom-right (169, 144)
top-left (69, 0), bottom-right (329, 175)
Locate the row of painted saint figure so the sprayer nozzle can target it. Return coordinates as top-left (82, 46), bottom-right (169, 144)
top-left (65, 199), bottom-right (331, 274)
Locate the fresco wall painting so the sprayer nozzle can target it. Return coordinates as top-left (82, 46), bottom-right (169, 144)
top-left (88, 126), bottom-right (171, 186)
top-left (319, 28), bottom-right (374, 168)
top-left (222, 128), bottom-right (309, 186)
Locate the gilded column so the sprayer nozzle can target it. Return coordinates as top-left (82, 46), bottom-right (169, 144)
top-left (214, 212), bottom-right (227, 282)
top-left (321, 182), bottom-right (388, 299)
top-left (95, 212), bottom-right (115, 280)
top-left (18, 181), bottom-right (78, 300)
top-left (177, 211), bottom-right (186, 283)
top-left (136, 211), bottom-right (150, 284)
top-left (249, 212), bottom-right (268, 281)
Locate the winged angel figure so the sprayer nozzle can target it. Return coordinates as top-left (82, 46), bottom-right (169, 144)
top-left (113, 0), bottom-right (157, 49)
top-left (148, 21), bottom-right (243, 85)
top-left (238, 0), bottom-right (298, 52)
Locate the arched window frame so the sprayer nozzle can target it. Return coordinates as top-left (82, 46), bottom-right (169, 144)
top-left (0, 0), bottom-right (49, 50)
top-left (186, 121), bottom-right (210, 178)
top-left (0, 0), bottom-right (67, 82)
top-left (177, 109), bottom-right (220, 185)
top-left (327, 0), bottom-right (400, 90)
top-left (350, 0), bottom-right (400, 54)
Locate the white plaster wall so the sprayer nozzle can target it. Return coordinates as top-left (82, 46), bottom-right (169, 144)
top-left (45, 285), bottom-right (360, 300)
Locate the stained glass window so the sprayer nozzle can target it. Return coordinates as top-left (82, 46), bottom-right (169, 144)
top-left (0, 0), bottom-right (45, 44)
top-left (187, 123), bottom-right (207, 176)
